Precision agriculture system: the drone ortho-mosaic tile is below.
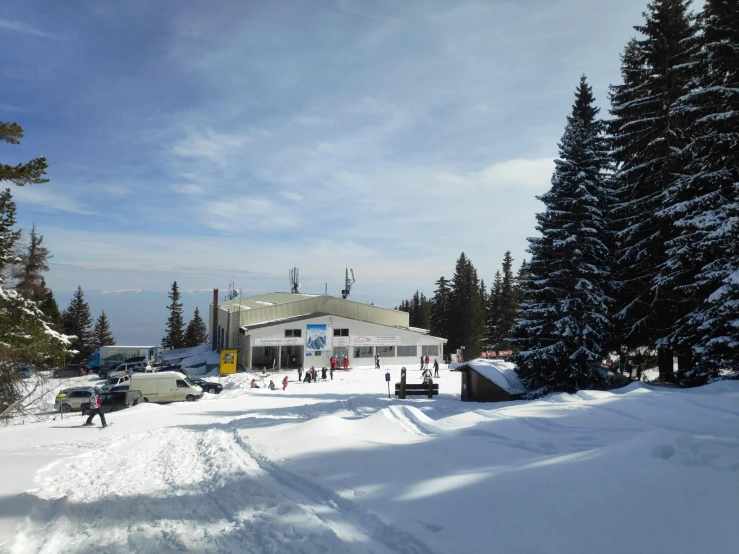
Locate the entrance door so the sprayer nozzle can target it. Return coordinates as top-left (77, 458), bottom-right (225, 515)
top-left (281, 346), bottom-right (304, 369)
top-left (333, 347), bottom-right (348, 367)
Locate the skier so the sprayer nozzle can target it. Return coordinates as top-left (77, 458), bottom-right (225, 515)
top-left (433, 359), bottom-right (440, 378)
top-left (83, 390), bottom-right (107, 428)
top-left (343, 356), bottom-right (349, 370)
top-left (298, 366), bottom-right (303, 382)
top-left (321, 367), bottom-right (328, 380)
top-left (375, 353), bottom-right (380, 369)
top-left (282, 375), bottom-right (289, 391)
top-left (268, 380), bottom-right (276, 390)
top-left (424, 355), bottom-right (430, 370)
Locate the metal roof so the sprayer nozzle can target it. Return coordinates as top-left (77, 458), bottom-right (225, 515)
top-left (218, 292), bottom-right (320, 311)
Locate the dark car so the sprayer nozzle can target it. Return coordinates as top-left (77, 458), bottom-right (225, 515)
top-left (97, 362), bottom-right (121, 379)
top-left (53, 364), bottom-right (86, 378)
top-left (81, 389), bottom-right (142, 415)
top-left (190, 379), bottom-right (223, 394)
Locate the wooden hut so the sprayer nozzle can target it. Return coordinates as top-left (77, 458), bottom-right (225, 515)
top-left (451, 360), bottom-right (525, 402)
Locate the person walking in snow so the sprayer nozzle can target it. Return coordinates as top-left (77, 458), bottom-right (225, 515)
top-left (330, 366), bottom-right (334, 380)
top-left (83, 390), bottom-right (107, 427)
top-left (343, 356), bottom-right (349, 370)
top-left (433, 359), bottom-right (439, 378)
top-left (298, 366), bottom-right (303, 382)
top-left (330, 357), bottom-right (337, 373)
top-left (375, 353), bottom-right (380, 369)
top-left (321, 367), bottom-right (328, 380)
top-left (282, 375), bottom-right (289, 391)
top-left (424, 355), bottom-right (430, 370)
top-left (420, 356), bottom-right (424, 370)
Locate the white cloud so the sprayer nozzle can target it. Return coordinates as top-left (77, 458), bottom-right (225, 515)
top-left (279, 191), bottom-right (304, 203)
top-left (13, 186), bottom-right (93, 215)
top-left (0, 19), bottom-right (58, 39)
top-left (101, 289), bottom-right (143, 294)
top-left (478, 158), bottom-right (554, 189)
top-left (170, 183), bottom-right (204, 195)
top-left (169, 128), bottom-right (253, 168)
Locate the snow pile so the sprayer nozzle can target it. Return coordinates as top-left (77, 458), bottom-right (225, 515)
top-left (450, 358), bottom-right (526, 394)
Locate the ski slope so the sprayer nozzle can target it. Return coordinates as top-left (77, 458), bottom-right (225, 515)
top-left (1, 366), bottom-right (737, 553)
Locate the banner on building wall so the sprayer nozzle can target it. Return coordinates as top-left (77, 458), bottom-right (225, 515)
top-left (254, 337), bottom-right (304, 346)
top-left (306, 324), bottom-right (329, 351)
top-left (333, 336), bottom-right (350, 347)
top-left (350, 336), bottom-right (401, 346)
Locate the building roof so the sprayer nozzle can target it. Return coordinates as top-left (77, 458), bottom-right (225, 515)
top-left (450, 360), bottom-right (526, 394)
top-left (218, 292), bottom-right (320, 311)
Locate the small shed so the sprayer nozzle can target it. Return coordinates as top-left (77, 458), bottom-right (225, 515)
top-left (450, 360), bottom-right (526, 402)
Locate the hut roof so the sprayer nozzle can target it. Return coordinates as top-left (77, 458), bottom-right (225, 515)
top-left (450, 359), bottom-right (526, 394)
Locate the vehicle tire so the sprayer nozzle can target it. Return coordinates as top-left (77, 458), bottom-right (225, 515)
top-left (143, 397), bottom-right (149, 403)
top-left (207, 387), bottom-right (216, 394)
top-left (185, 395), bottom-right (195, 402)
top-left (61, 404), bottom-right (72, 413)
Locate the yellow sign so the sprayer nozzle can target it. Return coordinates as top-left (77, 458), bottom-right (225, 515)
top-left (220, 349), bottom-right (238, 375)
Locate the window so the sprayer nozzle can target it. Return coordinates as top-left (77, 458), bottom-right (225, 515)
top-left (176, 380), bottom-right (189, 389)
top-left (376, 346), bottom-right (395, 357)
top-left (315, 351), bottom-right (321, 356)
top-left (396, 346), bottom-right (417, 357)
top-left (422, 345), bottom-right (439, 357)
top-left (285, 329), bottom-right (302, 338)
top-left (333, 328), bottom-right (349, 337)
top-left (354, 346), bottom-right (373, 358)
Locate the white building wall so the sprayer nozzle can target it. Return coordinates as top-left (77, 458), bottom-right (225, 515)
top-left (241, 315), bottom-right (444, 371)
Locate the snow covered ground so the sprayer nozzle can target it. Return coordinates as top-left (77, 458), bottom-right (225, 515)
top-left (1, 365), bottom-right (737, 553)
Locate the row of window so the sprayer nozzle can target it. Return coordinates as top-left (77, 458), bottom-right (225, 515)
top-left (284, 329), bottom-right (302, 338)
top-left (352, 345), bottom-right (440, 358)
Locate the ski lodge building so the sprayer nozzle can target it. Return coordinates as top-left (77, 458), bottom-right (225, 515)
top-left (210, 292), bottom-right (446, 371)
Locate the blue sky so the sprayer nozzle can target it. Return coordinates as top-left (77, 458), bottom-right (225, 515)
top-left (2, 0), bottom-right (651, 343)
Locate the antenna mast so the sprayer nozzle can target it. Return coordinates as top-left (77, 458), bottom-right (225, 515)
top-left (341, 268), bottom-right (356, 299)
top-left (289, 267), bottom-right (300, 294)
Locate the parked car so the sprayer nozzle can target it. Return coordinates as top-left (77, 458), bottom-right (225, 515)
top-left (108, 384), bottom-right (129, 393)
top-left (54, 387), bottom-right (99, 413)
top-left (104, 362), bottom-right (148, 379)
top-left (130, 372), bottom-right (202, 403)
top-left (53, 364), bottom-right (86, 378)
top-left (17, 366), bottom-right (33, 379)
top-left (95, 361), bottom-right (120, 376)
top-left (190, 378), bottom-right (223, 394)
top-left (81, 390), bottom-right (142, 415)
top-left (101, 375), bottom-right (130, 392)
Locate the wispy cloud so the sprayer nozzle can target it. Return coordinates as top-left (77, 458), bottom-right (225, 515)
top-left (0, 18), bottom-right (58, 39)
top-left (101, 289), bottom-right (143, 294)
top-left (13, 186), bottom-right (93, 215)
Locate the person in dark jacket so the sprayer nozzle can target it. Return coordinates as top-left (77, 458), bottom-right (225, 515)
top-left (321, 367), bottom-right (328, 380)
top-left (420, 356), bottom-right (424, 370)
top-left (298, 366), bottom-right (303, 382)
top-left (330, 357), bottom-right (337, 372)
top-left (433, 359), bottom-right (440, 377)
top-left (83, 391), bottom-right (107, 427)
top-left (329, 366), bottom-right (334, 380)
top-left (375, 353), bottom-right (380, 369)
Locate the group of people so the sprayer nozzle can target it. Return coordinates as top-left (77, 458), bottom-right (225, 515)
top-left (251, 375), bottom-right (289, 391)
top-left (329, 356), bottom-right (349, 371)
top-left (298, 365), bottom-right (333, 382)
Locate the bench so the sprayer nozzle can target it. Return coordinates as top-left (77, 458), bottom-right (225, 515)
top-left (395, 383), bottom-right (439, 398)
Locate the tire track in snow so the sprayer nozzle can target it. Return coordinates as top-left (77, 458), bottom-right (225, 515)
top-left (232, 430), bottom-right (438, 554)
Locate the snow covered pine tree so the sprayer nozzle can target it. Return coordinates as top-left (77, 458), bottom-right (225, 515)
top-left (510, 76), bottom-right (613, 393)
top-left (662, 0), bottom-right (739, 383)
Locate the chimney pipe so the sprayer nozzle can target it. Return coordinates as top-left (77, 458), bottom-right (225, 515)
top-left (212, 288), bottom-right (219, 350)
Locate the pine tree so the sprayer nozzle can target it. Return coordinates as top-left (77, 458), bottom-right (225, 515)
top-left (0, 189), bottom-right (20, 278)
top-left (92, 311), bottom-right (116, 348)
top-left (14, 224), bottom-right (50, 302)
top-left (497, 251), bottom-right (519, 350)
top-left (430, 277), bottom-right (451, 340)
top-left (62, 286), bottom-right (94, 358)
top-left (448, 253), bottom-right (485, 358)
top-left (0, 122), bottom-right (48, 187)
top-left (184, 307), bottom-right (209, 347)
top-left (609, 0), bottom-right (696, 381)
top-left (38, 279), bottom-right (63, 329)
top-left (664, 0), bottom-right (739, 383)
top-left (510, 76), bottom-right (613, 393)
top-left (486, 271), bottom-right (503, 348)
top-left (162, 281), bottom-right (186, 349)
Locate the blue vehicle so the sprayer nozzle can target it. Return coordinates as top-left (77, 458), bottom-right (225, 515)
top-left (87, 346), bottom-right (160, 370)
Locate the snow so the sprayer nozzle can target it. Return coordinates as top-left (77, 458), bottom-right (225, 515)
top-left (1, 366), bottom-right (738, 553)
top-left (449, 358), bottom-right (526, 394)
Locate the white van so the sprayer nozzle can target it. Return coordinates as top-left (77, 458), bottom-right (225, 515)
top-left (129, 372), bottom-right (203, 403)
